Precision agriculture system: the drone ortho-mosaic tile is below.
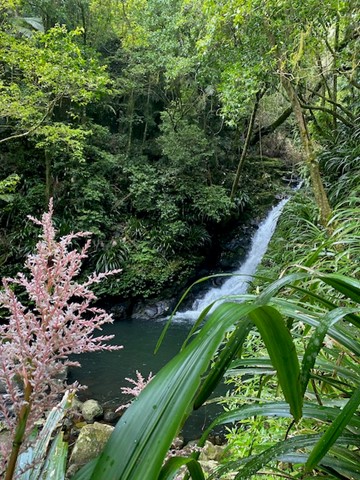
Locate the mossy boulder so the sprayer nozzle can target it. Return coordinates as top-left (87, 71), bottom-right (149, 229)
top-left (68, 422), bottom-right (114, 475)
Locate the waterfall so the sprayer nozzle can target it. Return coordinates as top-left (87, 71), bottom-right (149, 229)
top-left (174, 197), bottom-right (290, 322)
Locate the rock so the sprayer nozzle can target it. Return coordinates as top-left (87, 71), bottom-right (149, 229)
top-left (171, 436), bottom-right (185, 449)
top-left (103, 408), bottom-right (119, 423)
top-left (72, 396), bottom-right (84, 411)
top-left (199, 440), bottom-right (226, 462)
top-left (68, 422), bottom-right (114, 475)
top-left (0, 380), bottom-right (6, 394)
top-left (81, 399), bottom-right (103, 423)
top-left (131, 299), bottom-right (174, 320)
top-left (109, 300), bottom-right (132, 320)
top-left (199, 459), bottom-right (219, 475)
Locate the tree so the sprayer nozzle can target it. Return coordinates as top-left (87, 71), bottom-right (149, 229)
top-left (0, 24), bottom-right (110, 203)
top-left (185, 0), bottom-right (359, 226)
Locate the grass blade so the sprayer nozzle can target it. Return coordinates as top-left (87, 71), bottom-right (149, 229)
top-left (300, 307), bottom-right (360, 394)
top-left (208, 434), bottom-right (359, 479)
top-left (306, 386), bottom-right (360, 470)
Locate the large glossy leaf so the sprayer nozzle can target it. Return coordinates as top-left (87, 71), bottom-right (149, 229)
top-left (306, 385), bottom-right (360, 470)
top-left (248, 305), bottom-right (302, 420)
top-left (72, 302), bottom-right (257, 480)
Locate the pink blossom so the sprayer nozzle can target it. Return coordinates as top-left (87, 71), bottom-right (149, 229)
top-left (0, 199), bottom-right (122, 467)
top-left (117, 370), bottom-right (154, 411)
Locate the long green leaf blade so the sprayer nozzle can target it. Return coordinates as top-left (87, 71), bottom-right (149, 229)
top-left (193, 320), bottom-right (251, 409)
top-left (319, 273), bottom-right (360, 303)
top-left (72, 302), bottom-right (258, 480)
top-left (249, 305), bottom-right (303, 420)
top-left (159, 456), bottom-right (206, 480)
top-left (300, 307), bottom-right (360, 394)
top-left (199, 402), bottom-right (360, 445)
top-left (40, 432), bottom-right (68, 480)
top-left (306, 386), bottom-right (360, 470)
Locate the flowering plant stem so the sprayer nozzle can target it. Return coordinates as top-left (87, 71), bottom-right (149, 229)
top-left (5, 381), bottom-right (32, 480)
top-left (0, 199), bottom-right (122, 477)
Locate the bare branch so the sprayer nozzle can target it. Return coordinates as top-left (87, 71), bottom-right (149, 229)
top-left (300, 103), bottom-right (354, 128)
top-left (308, 89), bottom-right (355, 119)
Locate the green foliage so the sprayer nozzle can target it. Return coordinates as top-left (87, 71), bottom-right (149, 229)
top-left (5, 0), bottom-right (356, 302)
top-left (113, 242), bottom-right (197, 298)
top-left (191, 185), bottom-right (232, 223)
top-left (0, 174), bottom-right (20, 204)
top-left (218, 145), bottom-right (360, 478)
top-left (0, 24), bottom-right (109, 138)
top-left (319, 118), bottom-right (360, 205)
top-left (66, 269), bottom-right (359, 479)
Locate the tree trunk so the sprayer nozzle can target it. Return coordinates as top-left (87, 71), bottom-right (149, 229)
top-left (281, 76), bottom-right (332, 226)
top-left (127, 89), bottom-right (135, 157)
top-left (142, 81), bottom-right (151, 150)
top-left (45, 150), bottom-right (53, 204)
top-left (230, 89), bottom-right (264, 201)
top-left (250, 106), bottom-right (292, 146)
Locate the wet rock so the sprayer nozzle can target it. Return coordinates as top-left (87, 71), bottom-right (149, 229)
top-left (0, 427), bottom-right (11, 461)
top-left (81, 399), bottom-right (103, 423)
top-left (199, 459), bottom-right (219, 475)
top-left (131, 299), bottom-right (174, 321)
top-left (109, 300), bottom-right (132, 321)
top-left (103, 408), bottom-right (119, 423)
top-left (68, 422), bottom-right (114, 475)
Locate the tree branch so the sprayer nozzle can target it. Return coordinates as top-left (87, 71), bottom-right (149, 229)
top-left (308, 89), bottom-right (355, 119)
top-left (250, 107), bottom-right (293, 146)
top-left (340, 71), bottom-right (360, 90)
top-left (0, 98), bottom-right (58, 144)
top-left (300, 103), bottom-right (354, 128)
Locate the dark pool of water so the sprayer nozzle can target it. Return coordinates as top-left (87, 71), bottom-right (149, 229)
top-left (69, 317), bottom-right (228, 441)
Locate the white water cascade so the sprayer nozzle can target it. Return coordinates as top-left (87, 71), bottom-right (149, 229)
top-left (174, 197), bottom-right (290, 322)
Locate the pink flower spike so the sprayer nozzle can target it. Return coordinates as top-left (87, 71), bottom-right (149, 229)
top-left (0, 198), bottom-right (123, 474)
top-left (117, 370), bottom-right (154, 411)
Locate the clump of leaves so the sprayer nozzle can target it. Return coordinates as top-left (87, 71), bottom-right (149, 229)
top-left (0, 199), bottom-right (122, 479)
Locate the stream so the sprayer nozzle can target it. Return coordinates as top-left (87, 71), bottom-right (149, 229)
top-left (70, 197), bottom-right (289, 440)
